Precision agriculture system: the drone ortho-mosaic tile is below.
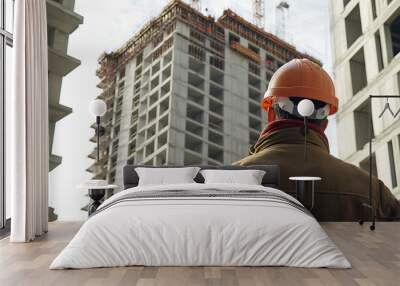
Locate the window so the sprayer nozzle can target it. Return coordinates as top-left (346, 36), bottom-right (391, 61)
top-left (249, 61), bottom-right (260, 76)
top-left (375, 31), bottom-right (384, 71)
top-left (359, 154), bottom-right (377, 177)
top-left (229, 33), bottom-right (240, 44)
top-left (185, 134), bottom-right (203, 154)
top-left (210, 40), bottom-right (224, 54)
top-left (384, 10), bottom-right (400, 62)
top-left (397, 71), bottom-right (400, 93)
top-left (188, 44), bottom-right (205, 62)
top-left (190, 29), bottom-right (205, 44)
top-left (248, 44), bottom-right (259, 54)
top-left (136, 52), bottom-right (143, 65)
top-left (1, 0), bottom-right (14, 232)
top-left (119, 67), bottom-right (126, 79)
top-left (388, 140), bottom-right (397, 188)
top-left (354, 100), bottom-right (373, 151)
top-left (345, 4), bottom-right (362, 48)
top-left (208, 145), bottom-right (223, 163)
top-left (209, 56), bottom-right (224, 70)
top-left (371, 0), bottom-right (377, 20)
top-left (349, 47), bottom-right (367, 96)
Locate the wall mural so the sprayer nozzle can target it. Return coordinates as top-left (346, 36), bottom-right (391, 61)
top-left (46, 0), bottom-right (400, 225)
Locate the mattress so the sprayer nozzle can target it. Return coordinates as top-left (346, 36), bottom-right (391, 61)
top-left (50, 183), bottom-right (351, 269)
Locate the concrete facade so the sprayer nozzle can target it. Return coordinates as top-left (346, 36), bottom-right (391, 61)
top-left (47, 0), bottom-right (83, 171)
top-left (89, 1), bottom-right (318, 187)
top-left (331, 0), bottom-right (400, 197)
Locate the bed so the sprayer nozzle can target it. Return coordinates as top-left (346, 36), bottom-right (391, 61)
top-left (50, 165), bottom-right (350, 269)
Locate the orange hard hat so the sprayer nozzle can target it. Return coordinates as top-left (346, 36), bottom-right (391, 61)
top-left (261, 58), bottom-right (338, 115)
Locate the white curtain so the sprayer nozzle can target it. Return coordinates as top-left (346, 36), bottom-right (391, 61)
top-left (7, 0), bottom-right (49, 242)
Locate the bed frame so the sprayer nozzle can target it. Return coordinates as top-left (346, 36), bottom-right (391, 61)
top-left (123, 165), bottom-right (280, 190)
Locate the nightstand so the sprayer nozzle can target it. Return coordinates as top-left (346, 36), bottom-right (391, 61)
top-left (289, 177), bottom-right (321, 210)
top-left (78, 184), bottom-right (118, 216)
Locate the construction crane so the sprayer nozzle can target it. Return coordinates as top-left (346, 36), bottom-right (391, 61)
top-left (190, 0), bottom-right (201, 12)
top-left (253, 0), bottom-right (265, 29)
top-left (275, 1), bottom-right (290, 40)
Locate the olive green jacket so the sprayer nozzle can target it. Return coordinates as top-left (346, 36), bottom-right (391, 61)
top-left (234, 127), bottom-right (400, 221)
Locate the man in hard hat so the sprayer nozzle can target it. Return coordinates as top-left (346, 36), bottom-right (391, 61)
top-left (234, 58), bottom-right (400, 221)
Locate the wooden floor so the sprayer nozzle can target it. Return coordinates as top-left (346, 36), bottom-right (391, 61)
top-left (0, 222), bottom-right (399, 286)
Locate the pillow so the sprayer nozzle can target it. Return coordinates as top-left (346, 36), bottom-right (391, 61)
top-left (200, 169), bottom-right (266, 185)
top-left (135, 167), bottom-right (201, 186)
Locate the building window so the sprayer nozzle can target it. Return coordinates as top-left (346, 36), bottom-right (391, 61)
top-left (349, 47), bottom-right (367, 96)
top-left (248, 74), bottom-right (261, 90)
top-left (249, 130), bottom-right (259, 146)
top-left (229, 33), bottom-right (240, 44)
top-left (188, 44), bottom-right (206, 61)
top-left (184, 151), bottom-right (202, 165)
top-left (190, 29), bottom-right (205, 44)
top-left (185, 134), bottom-right (203, 154)
top-left (119, 67), bottom-right (126, 79)
top-left (375, 31), bottom-right (384, 71)
top-left (343, 0), bottom-right (351, 8)
top-left (388, 140), bottom-right (398, 188)
top-left (345, 4), bottom-right (362, 48)
top-left (1, 0), bottom-right (14, 230)
top-left (354, 100), bottom-right (374, 151)
top-left (359, 153), bottom-right (377, 177)
top-left (136, 52), bottom-right (143, 65)
top-left (210, 40), bottom-right (224, 54)
top-left (189, 57), bottom-right (205, 74)
top-left (47, 26), bottom-right (55, 47)
top-left (210, 56), bottom-right (224, 70)
top-left (397, 71), bottom-right (400, 93)
top-left (209, 68), bottom-right (224, 86)
top-left (249, 61), bottom-right (260, 76)
top-left (248, 44), bottom-right (259, 54)
top-left (371, 0), bottom-right (377, 20)
top-left (208, 145), bottom-right (223, 163)
top-left (384, 10), bottom-right (400, 62)
top-left (266, 71), bottom-right (273, 82)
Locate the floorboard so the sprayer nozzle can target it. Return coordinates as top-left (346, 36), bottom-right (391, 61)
top-left (0, 222), bottom-right (399, 286)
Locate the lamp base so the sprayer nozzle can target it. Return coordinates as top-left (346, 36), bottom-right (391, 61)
top-left (88, 189), bottom-right (105, 216)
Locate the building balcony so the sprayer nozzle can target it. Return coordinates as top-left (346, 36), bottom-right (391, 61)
top-left (89, 132), bottom-right (111, 143)
top-left (48, 47), bottom-right (81, 77)
top-left (97, 77), bottom-right (114, 89)
top-left (48, 103), bottom-right (72, 123)
top-left (46, 0), bottom-right (84, 34)
top-left (50, 153), bottom-right (62, 171)
top-left (86, 160), bottom-right (108, 175)
top-left (88, 148), bottom-right (108, 160)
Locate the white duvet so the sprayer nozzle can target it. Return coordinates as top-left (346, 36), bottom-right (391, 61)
top-left (50, 183), bottom-right (351, 269)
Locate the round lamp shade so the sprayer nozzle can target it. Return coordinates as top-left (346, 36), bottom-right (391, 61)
top-left (89, 99), bottom-right (107, 117)
top-left (297, 99), bottom-right (315, 117)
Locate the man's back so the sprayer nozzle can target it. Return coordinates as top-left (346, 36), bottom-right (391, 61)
top-left (234, 127), bottom-right (400, 221)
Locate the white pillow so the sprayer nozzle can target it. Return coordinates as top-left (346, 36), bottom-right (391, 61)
top-left (135, 167), bottom-right (200, 186)
top-left (200, 169), bottom-right (266, 185)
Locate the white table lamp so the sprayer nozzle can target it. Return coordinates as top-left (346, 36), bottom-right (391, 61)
top-left (89, 99), bottom-right (107, 162)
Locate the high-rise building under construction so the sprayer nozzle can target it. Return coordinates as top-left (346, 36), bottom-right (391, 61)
top-left (88, 0), bottom-right (318, 186)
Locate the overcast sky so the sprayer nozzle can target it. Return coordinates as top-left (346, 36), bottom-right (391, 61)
top-left (49, 0), bottom-right (335, 220)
